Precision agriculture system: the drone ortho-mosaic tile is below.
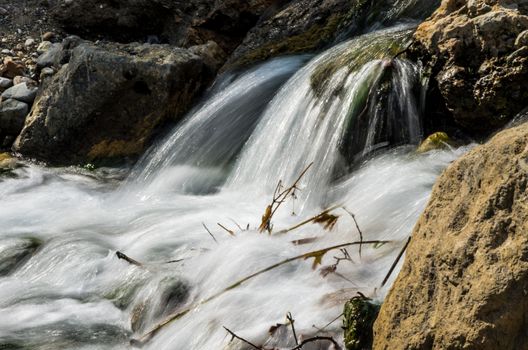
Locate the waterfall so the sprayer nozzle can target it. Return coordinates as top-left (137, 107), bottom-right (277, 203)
top-left (0, 2), bottom-right (474, 349)
top-left (227, 26), bottom-right (422, 207)
top-left (129, 55), bottom-right (308, 194)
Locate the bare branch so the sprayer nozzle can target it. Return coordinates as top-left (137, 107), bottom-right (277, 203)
top-left (313, 312), bottom-right (344, 334)
top-left (342, 208), bottom-right (364, 258)
top-left (381, 236), bottom-right (411, 287)
top-left (290, 336), bottom-right (341, 350)
top-left (279, 205), bottom-right (341, 234)
top-left (259, 163), bottom-right (314, 233)
top-left (116, 251), bottom-right (142, 267)
top-left (223, 327), bottom-right (262, 350)
top-left (202, 223), bottom-right (218, 244)
top-left (286, 312), bottom-right (299, 346)
top-left (132, 240), bottom-right (391, 345)
top-left (229, 218), bottom-right (244, 231)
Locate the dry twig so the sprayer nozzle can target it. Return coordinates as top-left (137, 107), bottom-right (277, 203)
top-left (259, 163), bottom-right (314, 233)
top-left (224, 327), bottom-right (261, 350)
top-left (217, 223), bottom-right (236, 236)
top-left (132, 240), bottom-right (390, 345)
top-left (342, 208), bottom-right (364, 258)
top-left (202, 223), bottom-right (218, 244)
top-left (116, 251), bottom-right (142, 267)
top-left (381, 236), bottom-right (411, 287)
top-left (278, 205), bottom-right (341, 234)
top-left (287, 312), bottom-right (299, 346)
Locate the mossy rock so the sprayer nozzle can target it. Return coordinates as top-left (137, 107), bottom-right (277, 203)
top-left (416, 132), bottom-right (451, 153)
top-left (310, 28), bottom-right (412, 97)
top-left (343, 295), bottom-right (380, 350)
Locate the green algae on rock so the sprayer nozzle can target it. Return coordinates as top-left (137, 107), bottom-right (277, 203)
top-left (343, 295), bottom-right (381, 350)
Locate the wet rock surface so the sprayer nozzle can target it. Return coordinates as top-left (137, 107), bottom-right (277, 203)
top-left (374, 121), bottom-right (528, 349)
top-left (0, 238), bottom-right (40, 276)
top-left (224, 0), bottom-right (440, 70)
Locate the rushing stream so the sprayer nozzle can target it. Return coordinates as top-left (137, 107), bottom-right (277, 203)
top-left (0, 4), bottom-right (473, 349)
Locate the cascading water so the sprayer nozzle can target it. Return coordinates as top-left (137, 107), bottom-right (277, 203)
top-left (0, 2), bottom-right (473, 349)
top-left (130, 55), bottom-right (309, 195)
top-left (227, 26), bottom-right (423, 208)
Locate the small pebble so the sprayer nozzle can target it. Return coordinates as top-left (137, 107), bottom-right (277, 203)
top-left (24, 38), bottom-right (35, 47)
top-left (41, 32), bottom-right (55, 41)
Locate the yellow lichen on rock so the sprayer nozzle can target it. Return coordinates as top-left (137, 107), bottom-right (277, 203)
top-left (416, 131), bottom-right (451, 153)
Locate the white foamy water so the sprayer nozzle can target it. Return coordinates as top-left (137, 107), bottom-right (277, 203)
top-left (0, 12), bottom-right (470, 350)
top-left (0, 144), bottom-right (471, 349)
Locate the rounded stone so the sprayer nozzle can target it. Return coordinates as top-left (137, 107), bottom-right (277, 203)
top-left (0, 98), bottom-right (29, 135)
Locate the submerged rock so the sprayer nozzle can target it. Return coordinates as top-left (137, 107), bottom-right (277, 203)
top-left (0, 152), bottom-right (21, 178)
top-left (0, 322), bottom-right (130, 350)
top-left (374, 122), bottom-right (528, 349)
top-left (411, 0), bottom-right (528, 134)
top-left (0, 238), bottom-right (41, 276)
top-left (130, 277), bottom-right (190, 332)
top-left (13, 41), bottom-right (218, 165)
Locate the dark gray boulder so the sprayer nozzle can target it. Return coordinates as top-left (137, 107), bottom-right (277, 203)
top-left (13, 41), bottom-right (221, 165)
top-left (51, 0), bottom-right (275, 54)
top-left (0, 99), bottom-right (29, 135)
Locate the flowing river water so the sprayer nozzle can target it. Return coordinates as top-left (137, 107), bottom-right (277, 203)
top-left (0, 4), bottom-right (474, 349)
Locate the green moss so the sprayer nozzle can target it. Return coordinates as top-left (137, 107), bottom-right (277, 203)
top-left (343, 295), bottom-right (380, 350)
top-left (228, 13), bottom-right (348, 70)
top-left (310, 30), bottom-right (410, 96)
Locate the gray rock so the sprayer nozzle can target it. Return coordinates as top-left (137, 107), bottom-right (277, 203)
top-left (0, 77), bottom-right (13, 90)
top-left (13, 76), bottom-right (37, 86)
top-left (40, 67), bottom-right (55, 80)
top-left (24, 38), bottom-right (35, 47)
top-left (14, 41), bottom-right (218, 165)
top-left (36, 40), bottom-right (53, 54)
top-left (36, 43), bottom-right (63, 69)
top-left (1, 83), bottom-right (38, 104)
top-left (0, 99), bottom-right (29, 135)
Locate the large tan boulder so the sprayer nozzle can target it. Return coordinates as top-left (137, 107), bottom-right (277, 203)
top-left (411, 0), bottom-right (528, 134)
top-left (373, 121), bottom-right (528, 349)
